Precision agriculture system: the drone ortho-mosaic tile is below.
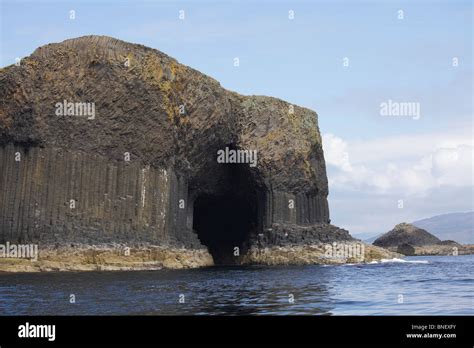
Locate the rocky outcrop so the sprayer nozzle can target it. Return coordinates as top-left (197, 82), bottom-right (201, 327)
top-left (373, 223), bottom-right (440, 248)
top-left (0, 35), bottom-right (363, 270)
top-left (373, 223), bottom-right (474, 256)
top-left (396, 243), bottom-right (416, 256)
top-left (0, 244), bottom-right (213, 272)
top-left (242, 243), bottom-right (401, 265)
top-left (408, 243), bottom-right (474, 256)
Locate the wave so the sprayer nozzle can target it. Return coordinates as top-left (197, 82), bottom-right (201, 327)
top-left (323, 258), bottom-right (429, 266)
top-left (379, 258), bottom-right (429, 264)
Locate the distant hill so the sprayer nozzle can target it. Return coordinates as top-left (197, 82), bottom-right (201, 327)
top-left (412, 212), bottom-right (474, 244)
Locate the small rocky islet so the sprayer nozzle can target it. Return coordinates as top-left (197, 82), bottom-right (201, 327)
top-left (373, 223), bottom-right (474, 256)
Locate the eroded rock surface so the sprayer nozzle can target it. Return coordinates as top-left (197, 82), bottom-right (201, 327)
top-left (373, 223), bottom-right (474, 256)
top-left (0, 36), bottom-right (356, 269)
top-left (373, 223), bottom-right (441, 248)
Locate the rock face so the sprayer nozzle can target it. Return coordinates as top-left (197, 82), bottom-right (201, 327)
top-left (396, 243), bottom-right (416, 256)
top-left (372, 223), bottom-right (474, 256)
top-left (374, 223), bottom-right (441, 249)
top-left (0, 35), bottom-right (349, 267)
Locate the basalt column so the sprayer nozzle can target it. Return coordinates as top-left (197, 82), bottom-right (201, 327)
top-left (0, 35), bottom-right (335, 264)
top-left (0, 144), bottom-right (204, 248)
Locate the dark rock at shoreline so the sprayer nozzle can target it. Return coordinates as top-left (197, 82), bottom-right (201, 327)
top-left (252, 222), bottom-right (354, 248)
top-left (396, 243), bottom-right (416, 256)
top-left (373, 223), bottom-right (440, 248)
top-left (436, 240), bottom-right (461, 246)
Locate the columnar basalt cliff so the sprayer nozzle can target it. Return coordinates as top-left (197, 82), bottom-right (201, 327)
top-left (0, 36), bottom-right (390, 270)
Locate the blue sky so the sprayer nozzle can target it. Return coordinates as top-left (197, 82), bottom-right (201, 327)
top-left (1, 0), bottom-right (472, 237)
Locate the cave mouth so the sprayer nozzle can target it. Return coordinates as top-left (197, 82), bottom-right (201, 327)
top-left (193, 193), bottom-right (257, 265)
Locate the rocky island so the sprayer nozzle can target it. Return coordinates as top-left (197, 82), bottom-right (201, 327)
top-left (0, 36), bottom-right (395, 271)
top-left (373, 223), bottom-right (474, 256)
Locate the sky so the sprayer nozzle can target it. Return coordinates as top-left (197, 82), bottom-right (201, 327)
top-left (1, 0), bottom-right (472, 238)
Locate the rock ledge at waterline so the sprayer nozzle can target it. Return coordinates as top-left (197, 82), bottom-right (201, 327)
top-left (0, 36), bottom-right (399, 271)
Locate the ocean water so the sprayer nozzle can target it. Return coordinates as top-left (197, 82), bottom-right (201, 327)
top-left (0, 255), bottom-right (472, 315)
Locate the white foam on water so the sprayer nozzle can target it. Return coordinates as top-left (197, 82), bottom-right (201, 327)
top-left (380, 258), bottom-right (429, 264)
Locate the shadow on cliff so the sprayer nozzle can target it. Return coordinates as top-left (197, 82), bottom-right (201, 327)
top-left (191, 159), bottom-right (261, 265)
top-left (193, 193), bottom-right (256, 265)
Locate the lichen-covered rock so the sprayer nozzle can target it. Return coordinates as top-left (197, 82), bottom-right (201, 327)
top-left (241, 243), bottom-right (402, 265)
top-left (0, 36), bottom-right (342, 268)
top-left (0, 245), bottom-right (214, 272)
top-left (0, 36), bottom-right (326, 198)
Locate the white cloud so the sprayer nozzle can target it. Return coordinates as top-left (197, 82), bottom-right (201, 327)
top-left (322, 132), bottom-right (474, 195)
top-left (431, 145), bottom-right (474, 186)
top-left (321, 133), bottom-right (352, 172)
top-left (330, 185), bottom-right (474, 238)
top-left (348, 131), bottom-right (474, 165)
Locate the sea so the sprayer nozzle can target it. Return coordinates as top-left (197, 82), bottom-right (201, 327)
top-left (0, 255), bottom-right (472, 315)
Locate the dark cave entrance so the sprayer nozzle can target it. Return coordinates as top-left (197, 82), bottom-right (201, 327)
top-left (193, 194), bottom-right (257, 265)
top-left (192, 160), bottom-right (262, 265)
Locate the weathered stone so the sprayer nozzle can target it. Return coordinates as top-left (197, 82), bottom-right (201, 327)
top-left (373, 223), bottom-right (441, 248)
top-left (0, 36), bottom-right (354, 268)
top-left (396, 243), bottom-right (416, 256)
top-left (374, 222), bottom-right (474, 256)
